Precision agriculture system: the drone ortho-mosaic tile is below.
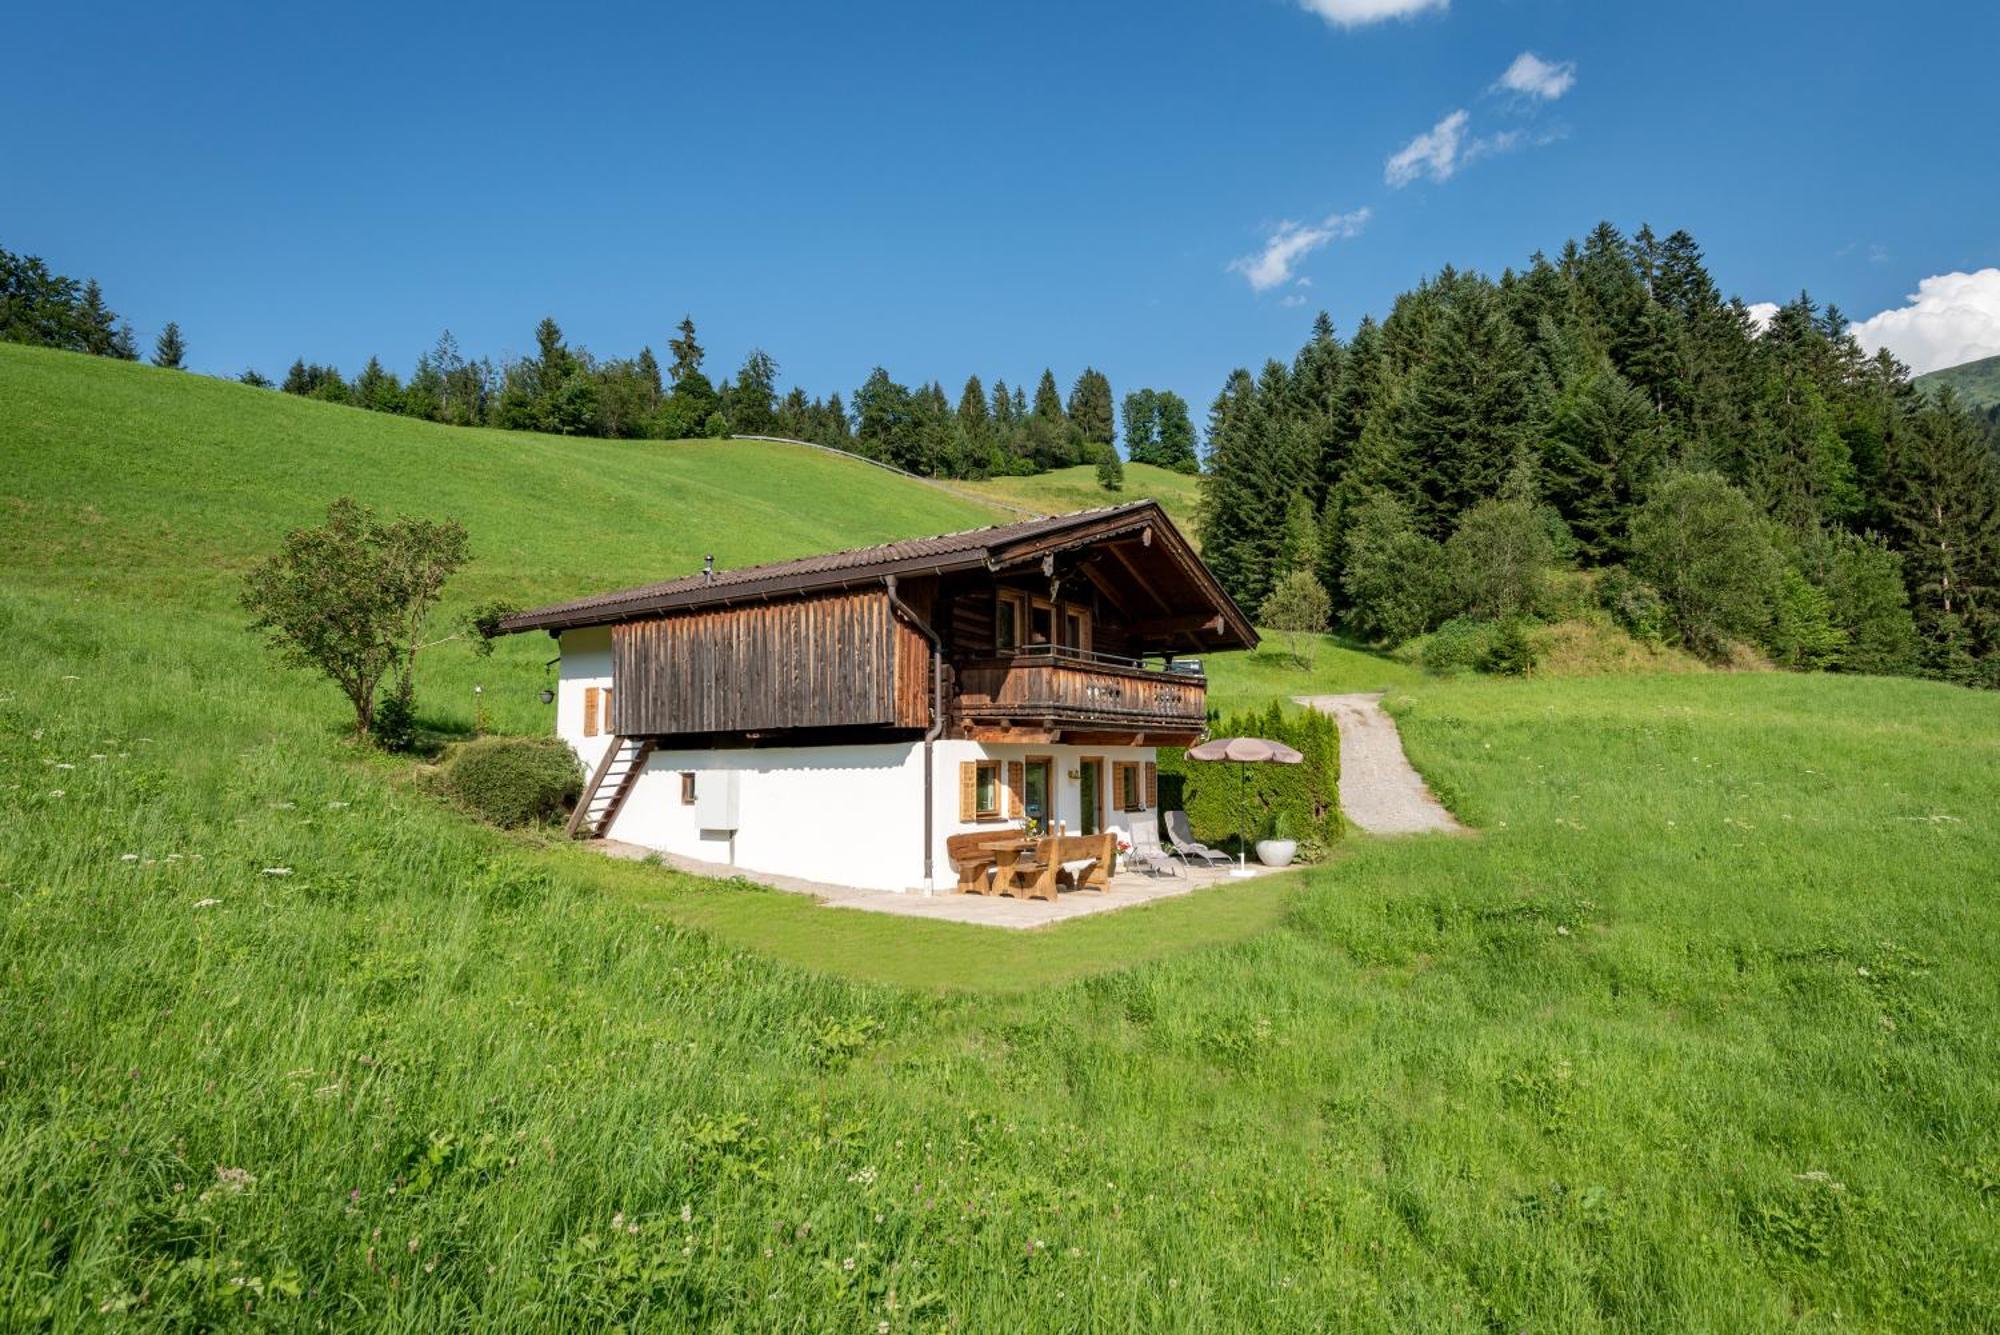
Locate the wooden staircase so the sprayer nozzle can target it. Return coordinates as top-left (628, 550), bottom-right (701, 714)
top-left (567, 736), bottom-right (654, 839)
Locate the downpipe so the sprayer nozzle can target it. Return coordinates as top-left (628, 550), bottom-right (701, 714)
top-left (885, 575), bottom-right (945, 894)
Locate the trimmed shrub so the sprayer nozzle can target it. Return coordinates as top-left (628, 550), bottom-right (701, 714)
top-left (439, 735), bottom-right (581, 828)
top-left (1156, 702), bottom-right (1340, 862)
top-left (1419, 617), bottom-right (1488, 675)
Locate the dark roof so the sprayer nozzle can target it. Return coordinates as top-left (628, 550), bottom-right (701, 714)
top-left (500, 500), bottom-right (1255, 644)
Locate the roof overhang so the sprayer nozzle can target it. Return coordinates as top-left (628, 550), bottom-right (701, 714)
top-left (499, 499), bottom-right (1258, 650)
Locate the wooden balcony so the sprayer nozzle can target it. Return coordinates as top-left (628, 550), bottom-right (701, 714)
top-left (949, 648), bottom-right (1207, 744)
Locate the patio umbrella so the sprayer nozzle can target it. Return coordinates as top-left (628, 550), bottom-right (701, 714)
top-left (1184, 736), bottom-right (1304, 876)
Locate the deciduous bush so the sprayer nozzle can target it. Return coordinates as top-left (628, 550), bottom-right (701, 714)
top-left (1446, 497), bottom-right (1556, 621)
top-left (1768, 566), bottom-right (1846, 670)
top-left (1258, 569), bottom-right (1332, 666)
top-left (1596, 566), bottom-right (1668, 643)
top-left (1342, 492), bottom-right (1448, 645)
top-left (438, 736), bottom-right (581, 828)
top-left (1811, 529), bottom-right (1920, 677)
top-left (1155, 703), bottom-right (1340, 860)
top-left (1630, 472), bottom-right (1780, 657)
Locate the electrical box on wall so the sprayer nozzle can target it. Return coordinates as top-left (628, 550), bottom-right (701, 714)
top-left (696, 769), bottom-right (740, 831)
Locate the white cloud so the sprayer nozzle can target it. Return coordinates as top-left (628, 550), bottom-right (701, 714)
top-left (1280, 293), bottom-right (1310, 308)
top-left (1848, 269), bottom-right (2000, 375)
top-left (1745, 302), bottom-right (1780, 333)
top-left (1385, 109), bottom-right (1469, 187)
top-left (1296, 0), bottom-right (1447, 29)
top-left (1229, 208), bottom-right (1372, 292)
top-left (1495, 51), bottom-right (1575, 100)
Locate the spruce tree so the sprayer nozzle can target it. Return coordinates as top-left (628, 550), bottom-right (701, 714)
top-left (667, 316), bottom-right (704, 383)
top-left (1886, 393), bottom-right (2000, 667)
top-left (151, 320), bottom-right (186, 369)
top-left (1066, 368), bottom-right (1116, 449)
top-left (1397, 278), bottom-right (1540, 534)
top-left (1540, 358), bottom-right (1666, 560)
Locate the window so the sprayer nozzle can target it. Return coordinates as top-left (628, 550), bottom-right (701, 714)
top-left (959, 760), bottom-right (1002, 821)
top-left (1024, 755), bottom-right (1053, 827)
top-left (680, 772), bottom-right (697, 805)
top-left (995, 592), bottom-right (1025, 652)
top-left (1029, 600), bottom-right (1055, 647)
top-left (1120, 762), bottom-right (1141, 812)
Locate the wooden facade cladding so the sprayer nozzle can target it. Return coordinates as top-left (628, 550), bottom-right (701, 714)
top-left (950, 653), bottom-right (1206, 736)
top-left (609, 589), bottom-right (931, 738)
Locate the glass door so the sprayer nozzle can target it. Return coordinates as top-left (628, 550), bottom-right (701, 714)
top-left (1078, 758), bottom-right (1102, 835)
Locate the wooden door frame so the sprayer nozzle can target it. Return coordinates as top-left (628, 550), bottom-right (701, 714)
top-left (1080, 755), bottom-right (1105, 835)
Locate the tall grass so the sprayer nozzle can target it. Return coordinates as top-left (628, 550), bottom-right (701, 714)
top-left (3, 345), bottom-right (1997, 1327)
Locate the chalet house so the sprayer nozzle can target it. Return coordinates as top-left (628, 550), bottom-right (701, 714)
top-left (500, 501), bottom-right (1256, 892)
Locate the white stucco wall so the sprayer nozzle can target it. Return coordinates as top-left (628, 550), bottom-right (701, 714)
top-left (556, 627), bottom-right (614, 774)
top-left (610, 742), bottom-right (931, 891)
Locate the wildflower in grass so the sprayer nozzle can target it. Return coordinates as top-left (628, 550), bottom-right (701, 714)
top-left (193, 898), bottom-right (221, 908)
top-left (680, 1203), bottom-right (693, 1223)
top-left (47, 790), bottom-right (64, 798)
top-left (1556, 925), bottom-right (1571, 936)
top-left (120, 853), bottom-right (138, 862)
top-left (843, 1257), bottom-right (856, 1272)
top-left (53, 762), bottom-right (74, 770)
top-left (90, 753), bottom-right (106, 760)
top-left (261, 867), bottom-right (292, 876)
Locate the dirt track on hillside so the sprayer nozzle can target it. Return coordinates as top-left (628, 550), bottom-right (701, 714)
top-left (1296, 693), bottom-right (1467, 836)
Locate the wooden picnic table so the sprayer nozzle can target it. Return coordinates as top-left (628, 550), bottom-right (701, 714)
top-left (987, 837), bottom-right (1044, 898)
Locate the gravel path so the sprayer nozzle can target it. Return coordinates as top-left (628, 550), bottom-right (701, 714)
top-left (1296, 693), bottom-right (1467, 836)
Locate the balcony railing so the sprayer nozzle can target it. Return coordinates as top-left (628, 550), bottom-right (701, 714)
top-left (950, 647), bottom-right (1207, 731)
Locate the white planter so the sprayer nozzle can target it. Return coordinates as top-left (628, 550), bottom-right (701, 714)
top-left (1255, 838), bottom-right (1297, 868)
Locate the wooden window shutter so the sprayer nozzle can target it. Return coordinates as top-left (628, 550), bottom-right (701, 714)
top-left (583, 685), bottom-right (600, 738)
top-left (1006, 761), bottom-right (1025, 817)
top-left (602, 688), bottom-right (613, 736)
top-left (1144, 762), bottom-right (1158, 809)
top-left (959, 762), bottom-right (977, 822)
top-left (1110, 761), bottom-right (1127, 811)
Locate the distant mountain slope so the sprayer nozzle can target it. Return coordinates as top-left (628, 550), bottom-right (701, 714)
top-left (1916, 352), bottom-right (2000, 412)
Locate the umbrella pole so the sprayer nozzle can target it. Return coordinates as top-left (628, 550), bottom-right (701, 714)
top-left (1237, 764), bottom-right (1250, 876)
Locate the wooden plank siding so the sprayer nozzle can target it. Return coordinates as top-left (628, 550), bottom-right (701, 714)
top-left (610, 589), bottom-right (931, 738)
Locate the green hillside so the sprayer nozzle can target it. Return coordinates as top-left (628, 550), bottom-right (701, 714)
top-left (958, 461), bottom-right (1203, 539)
top-left (3, 343), bottom-right (1998, 1327)
top-left (1915, 351), bottom-right (2000, 410)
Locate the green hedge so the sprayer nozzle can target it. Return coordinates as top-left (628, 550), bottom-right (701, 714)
top-left (1156, 702), bottom-right (1342, 861)
top-left (437, 735), bottom-right (582, 828)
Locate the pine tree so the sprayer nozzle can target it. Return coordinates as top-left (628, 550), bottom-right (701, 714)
top-left (151, 320), bottom-right (186, 369)
top-left (77, 280), bottom-right (122, 357)
top-left (1886, 393), bottom-right (2000, 666)
top-left (1540, 358), bottom-right (1666, 560)
top-left (1032, 370), bottom-right (1067, 429)
top-left (636, 346), bottom-right (664, 405)
top-left (1396, 278), bottom-right (1540, 534)
top-left (1066, 367), bottom-right (1116, 449)
top-left (667, 316), bottom-right (704, 383)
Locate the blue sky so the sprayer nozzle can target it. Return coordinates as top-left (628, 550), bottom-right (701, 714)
top-left (6, 0), bottom-right (1997, 418)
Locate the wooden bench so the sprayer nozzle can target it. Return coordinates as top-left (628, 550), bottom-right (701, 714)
top-left (1005, 832), bottom-right (1115, 902)
top-left (946, 829), bottom-right (1023, 894)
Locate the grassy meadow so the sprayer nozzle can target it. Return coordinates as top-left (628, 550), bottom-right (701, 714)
top-left (956, 462), bottom-right (1202, 540)
top-left (3, 345), bottom-right (1999, 1329)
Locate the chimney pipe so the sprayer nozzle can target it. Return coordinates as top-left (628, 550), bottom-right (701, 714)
top-left (703, 554), bottom-right (714, 583)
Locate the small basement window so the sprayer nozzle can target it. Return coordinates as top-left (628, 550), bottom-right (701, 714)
top-left (680, 772), bottom-right (696, 805)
